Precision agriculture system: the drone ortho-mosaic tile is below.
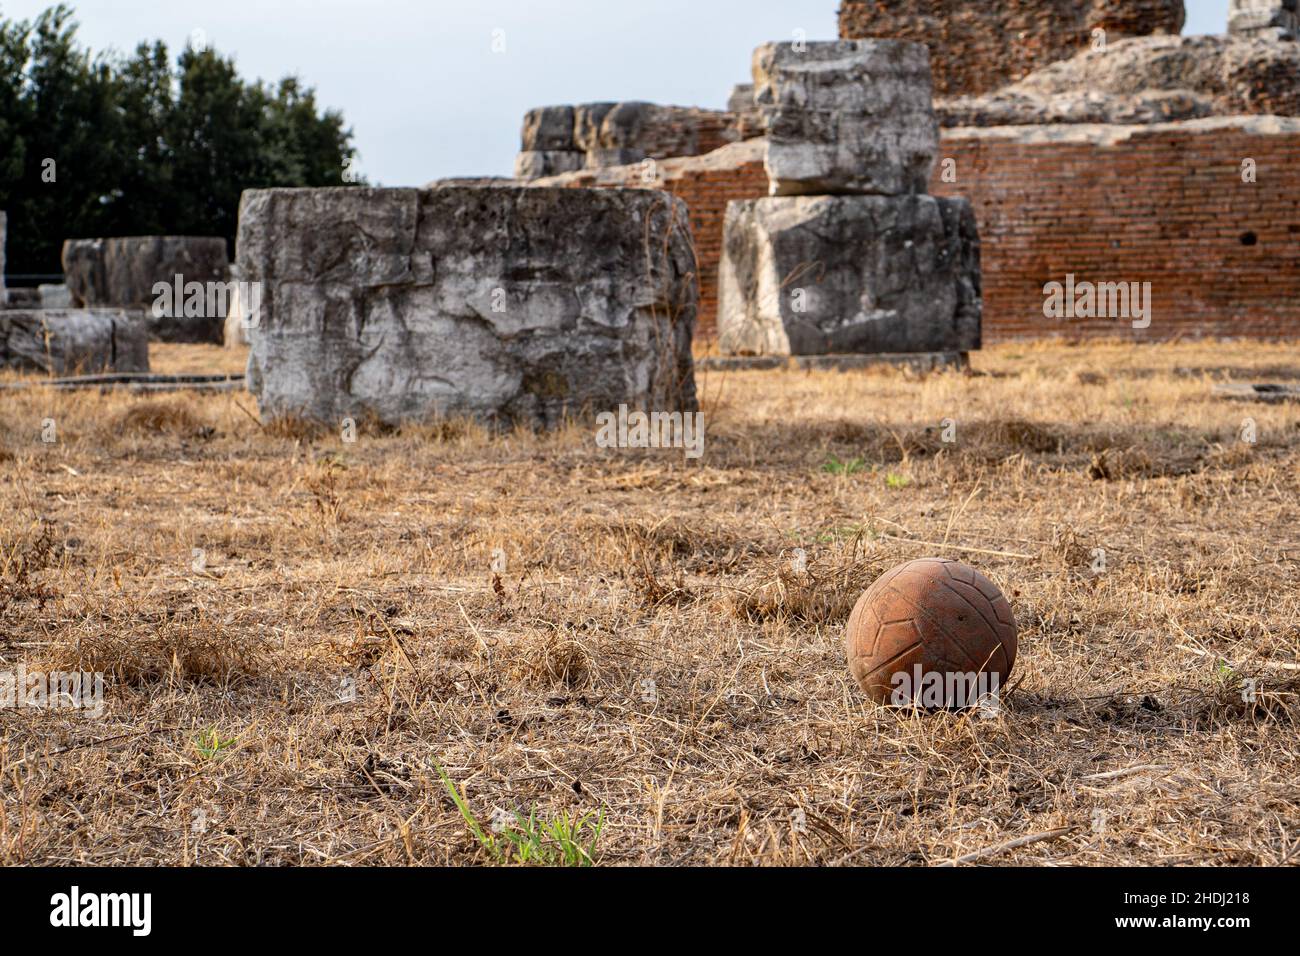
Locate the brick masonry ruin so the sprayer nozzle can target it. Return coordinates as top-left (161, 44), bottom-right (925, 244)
top-left (502, 2), bottom-right (1300, 345)
top-left (932, 117), bottom-right (1300, 342)
top-left (837, 0), bottom-right (1186, 97)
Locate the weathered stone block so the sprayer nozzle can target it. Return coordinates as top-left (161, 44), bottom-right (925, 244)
top-left (238, 186), bottom-right (698, 428)
top-left (0, 310), bottom-right (150, 375)
top-left (38, 284), bottom-right (72, 309)
top-left (61, 236), bottom-right (230, 344)
top-left (521, 106), bottom-right (576, 151)
top-left (753, 40), bottom-right (939, 197)
top-left (718, 195), bottom-right (980, 355)
top-left (1229, 0), bottom-right (1299, 39)
top-left (514, 150), bottom-right (586, 180)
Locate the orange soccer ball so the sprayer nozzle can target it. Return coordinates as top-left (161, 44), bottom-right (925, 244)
top-left (845, 558), bottom-right (1017, 708)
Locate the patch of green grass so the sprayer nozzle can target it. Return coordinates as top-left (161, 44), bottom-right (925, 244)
top-left (885, 472), bottom-right (911, 490)
top-left (821, 455), bottom-right (865, 476)
top-left (435, 762), bottom-right (605, 866)
top-left (192, 728), bottom-right (238, 761)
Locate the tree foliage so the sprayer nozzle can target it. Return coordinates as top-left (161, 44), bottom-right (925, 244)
top-left (0, 4), bottom-right (359, 275)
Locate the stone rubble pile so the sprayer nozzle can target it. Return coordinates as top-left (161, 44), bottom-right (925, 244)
top-left (719, 40), bottom-right (981, 358)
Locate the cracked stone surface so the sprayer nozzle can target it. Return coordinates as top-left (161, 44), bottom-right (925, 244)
top-left (753, 40), bottom-right (939, 197)
top-left (237, 186), bottom-right (698, 427)
top-left (718, 195), bottom-right (981, 356)
top-left (0, 310), bottom-right (150, 375)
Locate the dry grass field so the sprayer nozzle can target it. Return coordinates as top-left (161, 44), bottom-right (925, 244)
top-left (2, 339), bottom-right (1299, 866)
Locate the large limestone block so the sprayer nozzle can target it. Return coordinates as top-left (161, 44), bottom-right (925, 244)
top-left (237, 186), bottom-right (698, 428)
top-left (0, 310), bottom-right (150, 375)
top-left (61, 236), bottom-right (230, 344)
top-left (753, 40), bottom-right (939, 197)
top-left (718, 195), bottom-right (980, 356)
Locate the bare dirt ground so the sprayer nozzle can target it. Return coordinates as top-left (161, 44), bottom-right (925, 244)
top-left (2, 339), bottom-right (1298, 866)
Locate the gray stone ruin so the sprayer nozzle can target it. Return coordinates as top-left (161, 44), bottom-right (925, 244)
top-left (0, 212), bottom-right (151, 373)
top-left (1228, 0), bottom-right (1299, 40)
top-left (514, 102), bottom-right (734, 179)
top-left (722, 196), bottom-right (980, 355)
top-left (515, 106), bottom-right (586, 178)
top-left (755, 41), bottom-right (940, 197)
top-left (718, 40), bottom-right (981, 359)
top-left (62, 236), bottom-right (231, 344)
top-left (238, 186), bottom-right (697, 428)
top-left (0, 310), bottom-right (149, 375)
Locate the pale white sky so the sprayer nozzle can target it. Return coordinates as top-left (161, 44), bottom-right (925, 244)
top-left (5, 0), bottom-right (1232, 185)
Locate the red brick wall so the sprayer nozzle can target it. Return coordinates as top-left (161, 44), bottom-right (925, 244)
top-left (539, 121), bottom-right (1300, 344)
top-left (838, 0), bottom-right (1185, 97)
top-left (932, 120), bottom-right (1300, 342)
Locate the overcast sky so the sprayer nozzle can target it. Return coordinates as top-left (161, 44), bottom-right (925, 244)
top-left (7, 0), bottom-right (1231, 186)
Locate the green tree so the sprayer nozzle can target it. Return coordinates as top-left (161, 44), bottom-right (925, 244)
top-left (0, 4), bottom-right (360, 276)
top-left (103, 41), bottom-right (176, 238)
